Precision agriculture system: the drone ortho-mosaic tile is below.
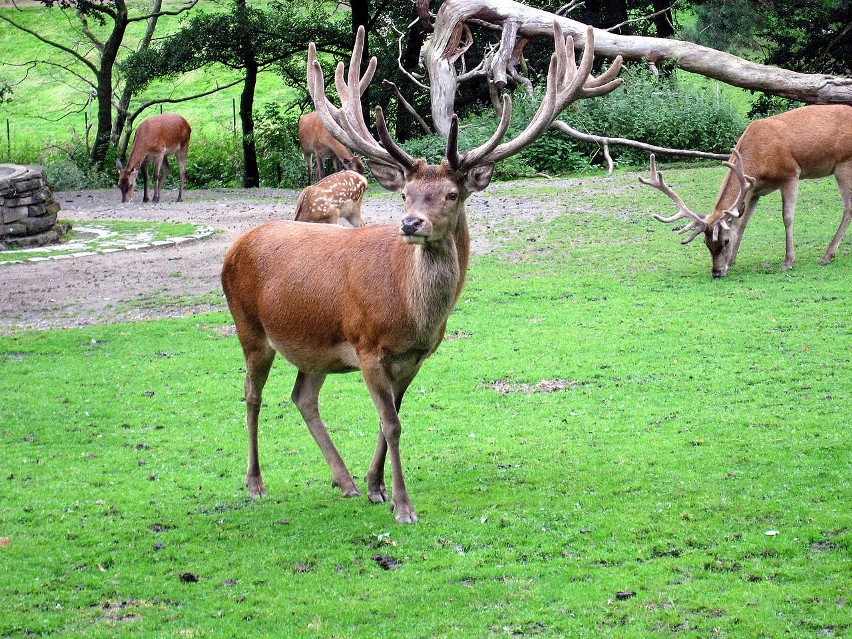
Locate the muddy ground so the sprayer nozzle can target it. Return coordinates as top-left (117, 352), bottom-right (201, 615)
top-left (0, 183), bottom-right (554, 333)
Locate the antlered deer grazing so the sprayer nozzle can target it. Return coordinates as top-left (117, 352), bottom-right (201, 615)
top-left (298, 111), bottom-right (365, 183)
top-left (221, 24), bottom-right (622, 523)
top-left (641, 104), bottom-right (852, 277)
top-left (293, 170), bottom-right (368, 227)
top-left (116, 113), bottom-right (191, 204)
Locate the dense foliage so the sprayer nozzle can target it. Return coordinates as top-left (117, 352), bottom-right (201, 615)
top-left (401, 65), bottom-right (746, 180)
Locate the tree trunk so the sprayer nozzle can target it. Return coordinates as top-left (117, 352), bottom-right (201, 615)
top-left (424, 0), bottom-right (852, 135)
top-left (92, 1), bottom-right (129, 168)
top-left (240, 60), bottom-right (260, 188)
top-left (113, 0), bottom-right (164, 157)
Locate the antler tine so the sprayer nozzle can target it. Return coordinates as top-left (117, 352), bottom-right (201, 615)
top-left (376, 106), bottom-right (418, 168)
top-left (639, 154), bottom-right (708, 244)
top-left (452, 93), bottom-right (513, 170)
top-left (458, 24), bottom-right (622, 170)
top-left (307, 43), bottom-right (357, 150)
top-left (720, 148), bottom-right (756, 219)
top-left (307, 31), bottom-right (403, 168)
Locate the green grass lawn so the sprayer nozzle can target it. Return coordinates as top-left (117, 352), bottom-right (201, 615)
top-left (0, 168), bottom-right (849, 637)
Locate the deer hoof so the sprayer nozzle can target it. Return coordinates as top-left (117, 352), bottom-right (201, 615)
top-left (393, 505), bottom-right (418, 524)
top-left (368, 487), bottom-right (388, 504)
top-left (247, 477), bottom-right (266, 499)
top-left (332, 478), bottom-right (360, 497)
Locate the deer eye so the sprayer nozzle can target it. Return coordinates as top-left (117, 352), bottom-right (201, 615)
top-left (447, 192), bottom-right (458, 201)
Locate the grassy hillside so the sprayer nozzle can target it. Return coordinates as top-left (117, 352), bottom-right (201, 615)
top-left (0, 0), bottom-right (296, 160)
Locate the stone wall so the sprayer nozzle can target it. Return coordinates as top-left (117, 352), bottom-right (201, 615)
top-left (0, 164), bottom-right (65, 250)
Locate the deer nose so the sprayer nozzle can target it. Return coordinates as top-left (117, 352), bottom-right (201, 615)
top-left (400, 217), bottom-right (423, 236)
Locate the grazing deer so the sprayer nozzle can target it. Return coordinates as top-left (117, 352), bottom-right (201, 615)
top-left (298, 111), bottom-right (365, 183)
top-left (641, 104), bottom-right (852, 277)
top-left (116, 113), bottom-right (191, 203)
top-left (293, 170), bottom-right (368, 227)
top-left (221, 24), bottom-right (622, 523)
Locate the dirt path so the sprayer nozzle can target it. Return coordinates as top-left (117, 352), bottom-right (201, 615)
top-left (0, 184), bottom-right (532, 333)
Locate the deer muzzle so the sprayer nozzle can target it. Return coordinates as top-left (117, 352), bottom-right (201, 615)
top-left (400, 216), bottom-right (428, 245)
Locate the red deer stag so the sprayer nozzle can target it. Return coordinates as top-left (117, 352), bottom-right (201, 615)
top-left (221, 24), bottom-right (622, 523)
top-left (116, 113), bottom-right (191, 204)
top-left (298, 111), bottom-right (365, 183)
top-left (641, 105), bottom-right (852, 277)
top-left (294, 170), bottom-right (368, 227)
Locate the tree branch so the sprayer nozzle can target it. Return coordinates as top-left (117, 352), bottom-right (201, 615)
top-left (126, 0), bottom-right (199, 23)
top-left (383, 80), bottom-right (433, 134)
top-left (0, 14), bottom-right (98, 75)
top-left (548, 120), bottom-right (729, 175)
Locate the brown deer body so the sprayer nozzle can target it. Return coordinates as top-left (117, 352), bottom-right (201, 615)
top-left (642, 105), bottom-right (852, 277)
top-left (293, 170), bottom-right (368, 226)
top-left (298, 111), bottom-right (365, 183)
top-left (222, 24), bottom-right (621, 523)
top-left (116, 113), bottom-right (191, 203)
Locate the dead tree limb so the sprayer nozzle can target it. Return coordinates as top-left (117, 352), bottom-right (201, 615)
top-left (423, 0), bottom-right (852, 135)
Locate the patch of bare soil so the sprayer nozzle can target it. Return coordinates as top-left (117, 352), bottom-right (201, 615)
top-left (0, 185), bottom-right (526, 333)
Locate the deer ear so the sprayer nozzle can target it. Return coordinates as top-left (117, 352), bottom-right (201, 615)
top-left (367, 161), bottom-right (407, 192)
top-left (464, 164), bottom-right (495, 193)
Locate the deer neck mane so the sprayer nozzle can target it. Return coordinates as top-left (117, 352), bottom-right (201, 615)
top-left (406, 207), bottom-right (470, 333)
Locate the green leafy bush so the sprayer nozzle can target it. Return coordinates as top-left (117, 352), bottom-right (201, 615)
top-left (39, 134), bottom-right (115, 190)
top-left (254, 104), bottom-right (307, 188)
top-left (183, 128), bottom-right (243, 189)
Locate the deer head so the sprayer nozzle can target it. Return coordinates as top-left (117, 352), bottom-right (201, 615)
top-left (307, 23), bottom-right (623, 241)
top-left (640, 149), bottom-right (756, 277)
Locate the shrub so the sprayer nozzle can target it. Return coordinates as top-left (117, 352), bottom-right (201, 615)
top-left (39, 134), bottom-right (114, 190)
top-left (254, 104), bottom-right (306, 188)
top-left (183, 128), bottom-right (243, 189)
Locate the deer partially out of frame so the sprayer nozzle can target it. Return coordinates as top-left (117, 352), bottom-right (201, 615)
top-left (641, 105), bottom-right (852, 277)
top-left (116, 113), bottom-right (191, 203)
top-left (298, 111), bottom-right (365, 183)
top-left (293, 170), bottom-right (368, 226)
top-left (221, 24), bottom-right (622, 523)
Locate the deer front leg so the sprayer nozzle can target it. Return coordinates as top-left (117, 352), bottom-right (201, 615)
top-left (361, 361), bottom-right (417, 524)
top-left (780, 181), bottom-right (799, 270)
top-left (728, 194), bottom-right (760, 267)
top-left (365, 370), bottom-right (416, 507)
top-left (141, 162), bottom-right (151, 203)
top-left (291, 371), bottom-right (360, 497)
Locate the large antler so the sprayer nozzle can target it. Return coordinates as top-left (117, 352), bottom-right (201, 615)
top-left (720, 148), bottom-right (756, 219)
top-left (639, 154), bottom-right (709, 244)
top-left (308, 27), bottom-right (419, 171)
top-left (451, 24), bottom-right (623, 172)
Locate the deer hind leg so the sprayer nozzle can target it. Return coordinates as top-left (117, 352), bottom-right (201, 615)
top-left (821, 163), bottom-right (852, 265)
top-left (780, 180), bottom-right (799, 270)
top-left (362, 360), bottom-right (419, 523)
top-left (155, 157), bottom-right (171, 203)
top-left (291, 371), bottom-right (360, 497)
top-left (241, 335), bottom-right (276, 498)
top-left (175, 146), bottom-right (188, 202)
